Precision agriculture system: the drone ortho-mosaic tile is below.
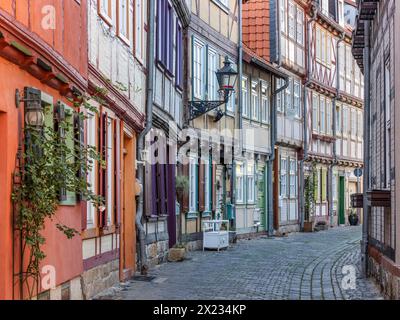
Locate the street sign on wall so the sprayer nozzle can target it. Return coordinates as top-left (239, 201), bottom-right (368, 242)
top-left (354, 168), bottom-right (363, 178)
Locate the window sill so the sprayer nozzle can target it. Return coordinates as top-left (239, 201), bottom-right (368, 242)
top-left (201, 211), bottom-right (212, 218)
top-left (187, 211), bottom-right (199, 220)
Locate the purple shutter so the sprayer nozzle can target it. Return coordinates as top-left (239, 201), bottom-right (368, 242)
top-left (176, 21), bottom-right (182, 87)
top-left (158, 163), bottom-right (166, 215)
top-left (168, 4), bottom-right (173, 73)
top-left (151, 164), bottom-right (158, 216)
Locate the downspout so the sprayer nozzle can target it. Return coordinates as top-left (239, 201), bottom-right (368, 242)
top-left (300, 3), bottom-right (318, 230)
top-left (266, 0), bottom-right (288, 236)
top-left (234, 0), bottom-right (243, 232)
top-left (329, 32), bottom-right (345, 227)
top-left (361, 20), bottom-right (371, 278)
top-left (267, 76), bottom-right (288, 236)
top-left (136, 0), bottom-right (155, 275)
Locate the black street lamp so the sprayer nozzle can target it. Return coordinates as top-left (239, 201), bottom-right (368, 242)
top-left (188, 56), bottom-right (238, 122)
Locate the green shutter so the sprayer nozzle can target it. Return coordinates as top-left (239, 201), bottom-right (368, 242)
top-left (313, 170), bottom-right (318, 202)
top-left (322, 168), bottom-right (327, 202)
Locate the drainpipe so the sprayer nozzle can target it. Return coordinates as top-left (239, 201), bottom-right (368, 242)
top-left (136, 0), bottom-right (155, 275)
top-left (329, 33), bottom-right (345, 227)
top-left (267, 76), bottom-right (288, 236)
top-left (361, 20), bottom-right (371, 278)
top-left (299, 3), bottom-right (318, 230)
top-left (233, 0), bottom-right (243, 233)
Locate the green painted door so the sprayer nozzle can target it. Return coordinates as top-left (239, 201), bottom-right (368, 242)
top-left (257, 170), bottom-right (266, 231)
top-left (339, 176), bottom-right (345, 225)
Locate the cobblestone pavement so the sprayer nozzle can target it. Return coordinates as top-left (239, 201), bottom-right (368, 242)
top-left (96, 226), bottom-right (383, 300)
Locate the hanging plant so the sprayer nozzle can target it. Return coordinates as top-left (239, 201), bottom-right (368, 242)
top-left (12, 94), bottom-right (105, 299)
top-left (304, 162), bottom-right (317, 222)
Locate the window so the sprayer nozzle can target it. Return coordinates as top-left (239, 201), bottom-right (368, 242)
top-left (99, 0), bottom-right (112, 24)
top-left (118, 0), bottom-right (129, 42)
top-left (280, 157), bottom-right (287, 197)
top-left (157, 0), bottom-right (174, 73)
top-left (86, 112), bottom-right (97, 228)
top-left (261, 82), bottom-right (270, 123)
top-left (320, 96), bottom-right (325, 134)
top-left (247, 163), bottom-right (255, 203)
top-left (357, 111), bottom-right (363, 137)
top-left (296, 9), bottom-right (304, 45)
top-left (242, 77), bottom-right (250, 117)
top-left (276, 78), bottom-right (284, 112)
top-left (135, 0), bottom-right (144, 59)
top-left (193, 38), bottom-right (205, 99)
top-left (215, 0), bottom-right (228, 8)
top-left (288, 2), bottom-right (295, 39)
top-left (316, 28), bottom-right (321, 61)
top-left (280, 0), bottom-right (286, 34)
top-left (236, 163), bottom-right (245, 203)
top-left (326, 99), bottom-right (332, 135)
top-left (227, 91), bottom-right (235, 113)
top-left (338, 0), bottom-right (344, 25)
top-left (384, 61), bottom-right (391, 188)
top-left (289, 159), bottom-right (297, 197)
top-left (343, 107), bottom-right (348, 135)
top-left (251, 81), bottom-right (259, 120)
top-left (336, 105), bottom-right (342, 134)
top-left (293, 80), bottom-right (300, 117)
top-left (189, 157), bottom-right (198, 212)
top-left (339, 44), bottom-right (345, 90)
top-left (350, 109), bottom-right (356, 137)
top-left (208, 48), bottom-right (219, 100)
top-left (285, 79), bottom-right (292, 114)
top-left (313, 94), bottom-right (319, 132)
top-left (176, 22), bottom-right (183, 88)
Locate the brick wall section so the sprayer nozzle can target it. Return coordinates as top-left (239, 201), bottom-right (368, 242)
top-left (243, 0), bottom-right (270, 61)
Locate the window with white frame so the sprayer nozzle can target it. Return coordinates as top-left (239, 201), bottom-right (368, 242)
top-left (296, 9), bottom-right (304, 45)
top-left (135, 0), bottom-right (144, 60)
top-left (193, 39), bottom-right (205, 99)
top-left (280, 0), bottom-right (286, 34)
top-left (251, 81), bottom-right (260, 120)
top-left (316, 27), bottom-right (321, 61)
top-left (86, 112), bottom-right (96, 228)
top-left (336, 105), bottom-right (342, 134)
top-left (326, 99), bottom-right (332, 135)
top-left (345, 45), bottom-right (352, 93)
top-left (293, 80), bottom-right (301, 117)
top-left (288, 1), bottom-right (295, 39)
top-left (261, 82), bottom-right (269, 123)
top-left (242, 76), bottom-right (250, 117)
top-left (357, 110), bottom-right (363, 138)
top-left (289, 159), bottom-right (297, 197)
top-left (320, 96), bottom-right (326, 134)
top-left (343, 107), bottom-right (348, 136)
top-left (236, 163), bottom-right (245, 203)
top-left (350, 109), bottom-right (356, 137)
top-left (384, 60), bottom-right (391, 189)
top-left (285, 79), bottom-right (292, 113)
top-left (338, 0), bottom-right (344, 26)
top-left (339, 44), bottom-right (345, 90)
top-left (118, 0), bottom-right (130, 42)
top-left (276, 78), bottom-right (284, 113)
top-left (189, 156), bottom-right (198, 212)
top-left (280, 157), bottom-right (287, 197)
top-left (227, 91), bottom-right (235, 113)
top-left (99, 0), bottom-right (112, 23)
top-left (208, 48), bottom-right (218, 100)
top-left (247, 162), bottom-right (255, 203)
top-left (313, 94), bottom-right (319, 132)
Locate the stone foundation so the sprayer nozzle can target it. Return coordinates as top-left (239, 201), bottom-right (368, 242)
top-left (145, 240), bottom-right (169, 267)
top-left (81, 259), bottom-right (120, 300)
top-left (368, 255), bottom-right (400, 300)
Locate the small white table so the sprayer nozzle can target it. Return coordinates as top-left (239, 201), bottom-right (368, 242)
top-left (203, 220), bottom-right (229, 251)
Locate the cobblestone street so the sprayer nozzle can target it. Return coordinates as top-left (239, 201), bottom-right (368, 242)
top-left (96, 226), bottom-right (383, 300)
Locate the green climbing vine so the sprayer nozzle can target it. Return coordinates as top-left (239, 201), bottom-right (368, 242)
top-left (304, 162), bottom-right (318, 222)
top-left (12, 91), bottom-right (106, 299)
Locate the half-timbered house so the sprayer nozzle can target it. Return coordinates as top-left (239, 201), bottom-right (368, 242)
top-left (352, 0), bottom-right (400, 300)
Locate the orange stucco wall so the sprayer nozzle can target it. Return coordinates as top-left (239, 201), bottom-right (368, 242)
top-left (0, 0), bottom-right (88, 78)
top-left (0, 58), bottom-right (83, 300)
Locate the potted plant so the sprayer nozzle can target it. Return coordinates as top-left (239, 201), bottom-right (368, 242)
top-left (168, 243), bottom-right (187, 262)
top-left (348, 209), bottom-right (359, 226)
